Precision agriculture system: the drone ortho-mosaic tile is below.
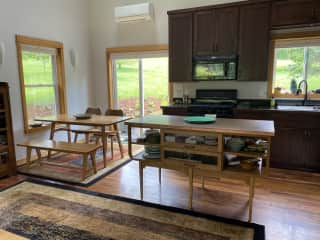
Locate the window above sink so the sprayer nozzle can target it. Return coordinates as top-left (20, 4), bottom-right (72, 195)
top-left (268, 33), bottom-right (320, 100)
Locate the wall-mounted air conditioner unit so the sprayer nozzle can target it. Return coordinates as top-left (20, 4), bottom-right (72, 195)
top-left (114, 3), bottom-right (154, 23)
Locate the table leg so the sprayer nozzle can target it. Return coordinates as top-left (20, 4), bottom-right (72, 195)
top-left (248, 176), bottom-right (256, 222)
top-left (90, 151), bottom-right (97, 174)
top-left (26, 148), bottom-right (32, 167)
top-left (48, 122), bottom-right (56, 159)
top-left (67, 124), bottom-right (71, 143)
top-left (114, 124), bottom-right (124, 158)
top-left (36, 149), bottom-right (42, 165)
top-left (189, 167), bottom-right (194, 210)
top-left (128, 126), bottom-right (133, 159)
top-left (139, 161), bottom-right (144, 200)
top-left (101, 126), bottom-right (107, 168)
top-left (82, 154), bottom-right (88, 180)
top-left (158, 168), bottom-right (161, 184)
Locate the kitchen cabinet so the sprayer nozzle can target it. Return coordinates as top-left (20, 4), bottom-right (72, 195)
top-left (238, 3), bottom-right (270, 81)
top-left (193, 10), bottom-right (215, 56)
top-left (234, 108), bottom-right (320, 172)
top-left (169, 13), bottom-right (193, 82)
top-left (193, 7), bottom-right (239, 56)
top-left (305, 129), bottom-right (320, 171)
top-left (271, 0), bottom-right (318, 28)
top-left (271, 128), bottom-right (306, 170)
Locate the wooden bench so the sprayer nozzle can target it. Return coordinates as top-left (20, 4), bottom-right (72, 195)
top-left (17, 140), bottom-right (99, 180)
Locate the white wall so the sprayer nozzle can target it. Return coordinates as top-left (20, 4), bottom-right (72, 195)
top-left (0, 0), bottom-right (93, 159)
top-left (88, 0), bottom-right (267, 109)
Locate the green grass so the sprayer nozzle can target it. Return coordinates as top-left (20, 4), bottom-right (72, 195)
top-left (116, 58), bottom-right (169, 104)
top-left (22, 51), bottom-right (56, 106)
top-left (22, 55), bottom-right (169, 108)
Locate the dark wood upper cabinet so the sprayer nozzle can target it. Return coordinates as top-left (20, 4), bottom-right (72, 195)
top-left (193, 7), bottom-right (239, 56)
top-left (238, 3), bottom-right (270, 81)
top-left (214, 7), bottom-right (239, 56)
top-left (193, 10), bottom-right (215, 55)
top-left (271, 0), bottom-right (317, 28)
top-left (169, 13), bottom-right (193, 82)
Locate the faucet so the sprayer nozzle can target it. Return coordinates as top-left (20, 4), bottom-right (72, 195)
top-left (296, 80), bottom-right (308, 106)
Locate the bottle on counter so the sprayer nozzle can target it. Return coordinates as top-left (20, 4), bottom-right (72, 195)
top-left (270, 96), bottom-right (276, 109)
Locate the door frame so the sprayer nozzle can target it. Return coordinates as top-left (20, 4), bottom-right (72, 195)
top-left (106, 45), bottom-right (172, 109)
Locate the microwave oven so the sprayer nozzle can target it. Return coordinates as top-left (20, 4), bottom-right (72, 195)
top-left (192, 55), bottom-right (238, 81)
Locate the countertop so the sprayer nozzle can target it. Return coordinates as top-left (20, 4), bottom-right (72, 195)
top-left (161, 104), bottom-right (320, 114)
top-left (125, 115), bottom-right (275, 137)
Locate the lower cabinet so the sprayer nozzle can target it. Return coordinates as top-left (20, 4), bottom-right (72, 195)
top-left (305, 129), bottom-right (320, 171)
top-left (271, 128), bottom-right (306, 170)
top-left (234, 109), bottom-right (320, 172)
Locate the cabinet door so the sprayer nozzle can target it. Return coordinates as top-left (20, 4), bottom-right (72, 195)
top-left (169, 13), bottom-right (193, 82)
top-left (193, 10), bottom-right (215, 55)
top-left (305, 129), bottom-right (320, 172)
top-left (271, 0), bottom-right (316, 27)
top-left (315, 0), bottom-right (320, 22)
top-left (270, 128), bottom-right (306, 170)
top-left (214, 7), bottom-right (239, 56)
top-left (238, 3), bottom-right (270, 81)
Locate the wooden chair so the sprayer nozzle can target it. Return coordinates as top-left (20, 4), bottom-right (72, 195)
top-left (94, 109), bottom-right (125, 159)
top-left (71, 107), bottom-right (102, 143)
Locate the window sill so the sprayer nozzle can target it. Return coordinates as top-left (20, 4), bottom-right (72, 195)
top-left (271, 93), bottom-right (320, 99)
top-left (24, 125), bottom-right (50, 134)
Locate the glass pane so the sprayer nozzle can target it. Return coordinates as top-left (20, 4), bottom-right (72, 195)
top-left (195, 64), bottom-right (209, 79)
top-left (22, 51), bottom-right (55, 85)
top-left (143, 57), bottom-right (169, 115)
top-left (25, 86), bottom-right (57, 124)
top-left (307, 46), bottom-right (320, 91)
top-left (115, 59), bottom-right (140, 118)
top-left (274, 47), bottom-right (304, 94)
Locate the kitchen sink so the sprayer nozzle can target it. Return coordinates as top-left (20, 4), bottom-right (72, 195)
top-left (277, 105), bottom-right (320, 112)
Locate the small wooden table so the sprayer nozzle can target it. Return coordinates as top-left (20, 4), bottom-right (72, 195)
top-left (35, 114), bottom-right (130, 166)
top-left (126, 115), bottom-right (275, 222)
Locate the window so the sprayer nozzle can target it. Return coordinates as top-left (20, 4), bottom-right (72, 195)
top-left (112, 56), bottom-right (169, 118)
top-left (107, 45), bottom-right (171, 118)
top-left (270, 36), bottom-right (320, 98)
top-left (16, 35), bottom-right (67, 133)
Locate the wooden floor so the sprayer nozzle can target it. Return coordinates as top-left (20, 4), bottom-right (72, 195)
top-left (1, 161), bottom-right (320, 240)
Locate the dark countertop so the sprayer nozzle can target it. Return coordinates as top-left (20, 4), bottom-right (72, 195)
top-left (161, 104), bottom-right (190, 108)
top-left (161, 104), bottom-right (320, 114)
top-left (235, 106), bottom-right (320, 114)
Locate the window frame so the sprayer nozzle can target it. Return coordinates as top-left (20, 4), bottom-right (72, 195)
top-left (268, 31), bottom-right (320, 99)
top-left (105, 45), bottom-right (172, 110)
top-left (16, 35), bottom-right (67, 134)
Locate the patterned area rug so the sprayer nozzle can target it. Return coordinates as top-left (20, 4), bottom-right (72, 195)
top-left (18, 145), bottom-right (141, 186)
top-left (0, 180), bottom-right (265, 240)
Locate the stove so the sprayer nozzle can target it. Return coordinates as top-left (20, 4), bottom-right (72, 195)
top-left (188, 89), bottom-right (238, 118)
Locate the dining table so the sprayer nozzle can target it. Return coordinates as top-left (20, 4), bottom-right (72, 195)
top-left (35, 114), bottom-right (131, 167)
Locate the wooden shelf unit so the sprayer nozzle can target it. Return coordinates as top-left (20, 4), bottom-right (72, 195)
top-left (0, 82), bottom-right (16, 177)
